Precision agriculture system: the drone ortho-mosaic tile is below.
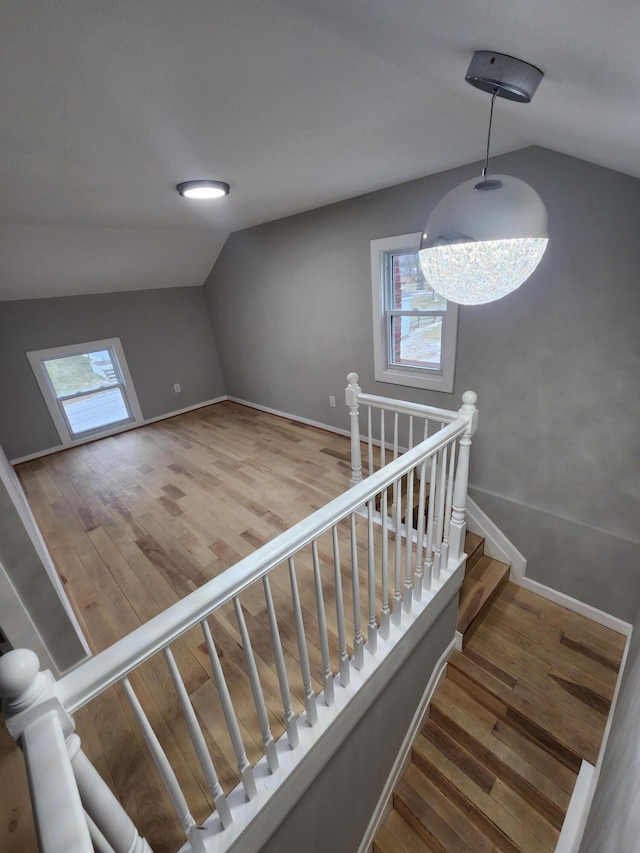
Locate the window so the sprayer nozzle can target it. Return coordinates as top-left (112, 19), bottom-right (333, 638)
top-left (27, 338), bottom-right (143, 445)
top-left (371, 233), bottom-right (459, 392)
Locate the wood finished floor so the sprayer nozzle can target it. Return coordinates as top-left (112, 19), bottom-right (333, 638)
top-left (2, 401), bottom-right (382, 852)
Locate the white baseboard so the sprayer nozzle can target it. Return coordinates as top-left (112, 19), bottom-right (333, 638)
top-left (356, 636), bottom-right (457, 853)
top-left (518, 576), bottom-right (632, 637)
top-left (10, 397), bottom-right (228, 464)
top-left (226, 396), bottom-right (351, 439)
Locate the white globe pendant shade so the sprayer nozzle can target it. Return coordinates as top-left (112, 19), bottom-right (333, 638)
top-left (418, 174), bottom-right (548, 305)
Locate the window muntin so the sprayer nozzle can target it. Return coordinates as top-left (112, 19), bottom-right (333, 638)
top-left (28, 338), bottom-right (143, 446)
top-left (371, 233), bottom-right (458, 392)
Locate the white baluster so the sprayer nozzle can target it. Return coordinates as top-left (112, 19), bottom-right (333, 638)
top-left (424, 454), bottom-right (437, 590)
top-left (288, 557), bottom-right (318, 725)
top-left (349, 512), bottom-right (365, 670)
top-left (414, 458), bottom-right (428, 601)
top-left (163, 648), bottom-right (233, 829)
top-left (403, 463), bottom-right (415, 613)
top-left (379, 486), bottom-right (391, 640)
top-left (442, 441), bottom-right (456, 570)
top-left (84, 811), bottom-right (116, 853)
top-left (331, 526), bottom-right (350, 687)
top-left (391, 412), bottom-right (399, 513)
top-left (366, 498), bottom-right (378, 654)
top-left (121, 677), bottom-right (203, 849)
top-left (449, 391), bottom-right (479, 564)
top-left (0, 650), bottom-right (94, 853)
top-left (380, 410), bottom-right (386, 472)
top-left (346, 373), bottom-right (363, 486)
top-left (201, 620), bottom-right (257, 799)
top-left (392, 473), bottom-right (403, 625)
top-left (262, 576), bottom-right (299, 748)
top-left (367, 406), bottom-right (374, 476)
top-left (311, 541), bottom-right (334, 705)
top-left (233, 598), bottom-right (279, 772)
top-left (66, 733), bottom-right (153, 852)
top-left (432, 446), bottom-right (448, 582)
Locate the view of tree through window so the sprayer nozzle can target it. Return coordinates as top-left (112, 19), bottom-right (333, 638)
top-left (391, 251), bottom-right (447, 369)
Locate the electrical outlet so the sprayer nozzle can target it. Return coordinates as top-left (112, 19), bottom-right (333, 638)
top-left (329, 395), bottom-right (336, 407)
top-left (174, 383), bottom-right (181, 393)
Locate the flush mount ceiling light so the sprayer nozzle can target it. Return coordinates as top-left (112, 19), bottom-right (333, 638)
top-left (419, 51), bottom-right (548, 305)
top-left (176, 180), bottom-right (230, 200)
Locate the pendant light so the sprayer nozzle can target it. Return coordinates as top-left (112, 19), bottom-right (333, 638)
top-left (419, 52), bottom-right (548, 305)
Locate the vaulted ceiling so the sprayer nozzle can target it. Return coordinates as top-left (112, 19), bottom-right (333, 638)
top-left (2, 0), bottom-right (638, 299)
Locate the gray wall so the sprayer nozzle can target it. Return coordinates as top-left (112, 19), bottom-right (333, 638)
top-left (259, 598), bottom-right (457, 853)
top-left (0, 286), bottom-right (226, 459)
top-left (580, 602), bottom-right (640, 852)
top-left (205, 146), bottom-right (640, 621)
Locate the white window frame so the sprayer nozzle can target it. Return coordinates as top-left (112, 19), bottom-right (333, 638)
top-left (371, 232), bottom-right (459, 393)
top-left (27, 337), bottom-right (144, 446)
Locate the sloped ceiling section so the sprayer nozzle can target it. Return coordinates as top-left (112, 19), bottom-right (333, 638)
top-left (1, 0), bottom-right (639, 299)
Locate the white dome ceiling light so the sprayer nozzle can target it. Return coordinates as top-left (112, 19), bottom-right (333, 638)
top-left (419, 52), bottom-right (548, 306)
top-left (176, 180), bottom-right (230, 200)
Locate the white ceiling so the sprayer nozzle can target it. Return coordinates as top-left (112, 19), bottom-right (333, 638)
top-left (2, 0), bottom-right (639, 300)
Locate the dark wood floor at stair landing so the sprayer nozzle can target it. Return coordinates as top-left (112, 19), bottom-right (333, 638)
top-left (374, 582), bottom-right (625, 853)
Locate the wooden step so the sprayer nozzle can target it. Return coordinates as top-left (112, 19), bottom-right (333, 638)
top-left (413, 722), bottom-right (557, 852)
top-left (463, 531), bottom-right (484, 573)
top-left (395, 763), bottom-right (492, 852)
top-left (457, 556), bottom-right (509, 644)
top-left (430, 682), bottom-right (568, 829)
top-left (374, 806), bottom-right (437, 852)
top-left (446, 650), bottom-right (595, 770)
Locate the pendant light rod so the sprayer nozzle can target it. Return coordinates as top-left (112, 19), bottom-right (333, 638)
top-left (482, 90), bottom-right (498, 178)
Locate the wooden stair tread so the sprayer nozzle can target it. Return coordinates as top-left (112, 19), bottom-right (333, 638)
top-left (467, 630), bottom-right (612, 725)
top-left (483, 594), bottom-right (621, 688)
top-left (413, 725), bottom-right (555, 852)
top-left (395, 764), bottom-right (492, 853)
top-left (447, 650), bottom-right (598, 768)
top-left (430, 686), bottom-right (569, 828)
top-left (473, 618), bottom-right (616, 709)
top-left (437, 677), bottom-right (577, 796)
top-left (457, 556), bottom-right (509, 640)
top-left (374, 807), bottom-right (437, 852)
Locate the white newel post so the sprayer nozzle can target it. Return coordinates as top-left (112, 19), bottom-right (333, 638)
top-left (346, 372), bottom-right (363, 487)
top-left (0, 649), bottom-right (152, 853)
top-left (448, 391), bottom-right (478, 567)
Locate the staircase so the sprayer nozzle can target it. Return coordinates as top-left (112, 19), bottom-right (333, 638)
top-left (374, 532), bottom-right (624, 853)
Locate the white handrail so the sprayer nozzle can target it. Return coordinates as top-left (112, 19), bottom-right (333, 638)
top-left (355, 391), bottom-right (460, 424)
top-left (58, 417), bottom-right (467, 714)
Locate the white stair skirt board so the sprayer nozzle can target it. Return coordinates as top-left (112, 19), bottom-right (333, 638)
top-left (555, 623), bottom-right (632, 853)
top-left (555, 761), bottom-right (595, 853)
top-left (176, 561), bottom-right (465, 853)
top-left (465, 494), bottom-right (527, 580)
top-left (465, 495), bottom-right (632, 637)
top-left (356, 637), bottom-right (457, 853)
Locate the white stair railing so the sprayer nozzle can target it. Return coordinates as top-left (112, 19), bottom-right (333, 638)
top-left (0, 376), bottom-right (478, 853)
top-left (345, 371), bottom-right (478, 568)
